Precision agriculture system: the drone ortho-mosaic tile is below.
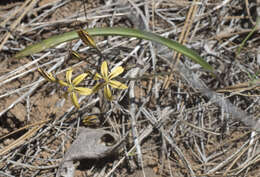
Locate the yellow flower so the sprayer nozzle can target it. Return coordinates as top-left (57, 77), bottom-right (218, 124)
top-left (92, 61), bottom-right (128, 100)
top-left (58, 68), bottom-right (92, 108)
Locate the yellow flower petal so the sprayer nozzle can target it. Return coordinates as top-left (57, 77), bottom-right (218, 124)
top-left (66, 68), bottom-right (73, 84)
top-left (72, 73), bottom-right (88, 86)
top-left (67, 85), bottom-right (74, 93)
top-left (58, 80), bottom-right (69, 87)
top-left (104, 85), bottom-right (112, 100)
top-left (109, 80), bottom-right (128, 89)
top-left (75, 87), bottom-right (92, 95)
top-left (109, 66), bottom-right (124, 79)
top-left (101, 61), bottom-right (108, 79)
top-left (71, 92), bottom-right (80, 108)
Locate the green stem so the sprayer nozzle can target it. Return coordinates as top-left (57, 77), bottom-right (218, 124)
top-left (236, 17), bottom-right (260, 56)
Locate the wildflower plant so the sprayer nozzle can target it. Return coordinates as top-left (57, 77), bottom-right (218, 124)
top-left (37, 29), bottom-right (128, 109)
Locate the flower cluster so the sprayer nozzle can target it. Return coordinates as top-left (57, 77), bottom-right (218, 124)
top-left (38, 29), bottom-right (128, 109)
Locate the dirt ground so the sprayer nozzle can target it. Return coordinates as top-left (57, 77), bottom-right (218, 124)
top-left (0, 0), bottom-right (260, 176)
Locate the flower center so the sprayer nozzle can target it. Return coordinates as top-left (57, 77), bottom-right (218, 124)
top-left (67, 85), bottom-right (74, 92)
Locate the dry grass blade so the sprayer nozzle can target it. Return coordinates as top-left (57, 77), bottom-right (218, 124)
top-left (216, 79), bottom-right (260, 94)
top-left (207, 140), bottom-right (250, 174)
top-left (129, 67), bottom-right (143, 167)
top-left (223, 141), bottom-right (255, 176)
top-left (0, 0), bottom-right (38, 50)
top-left (0, 119), bottom-right (50, 141)
top-left (0, 124), bottom-right (44, 156)
top-left (0, 0), bottom-right (30, 27)
top-left (163, 0), bottom-right (198, 89)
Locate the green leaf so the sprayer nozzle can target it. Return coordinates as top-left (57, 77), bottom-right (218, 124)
top-left (15, 27), bottom-right (214, 72)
